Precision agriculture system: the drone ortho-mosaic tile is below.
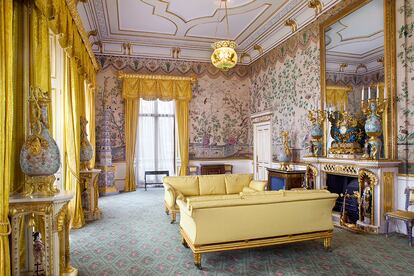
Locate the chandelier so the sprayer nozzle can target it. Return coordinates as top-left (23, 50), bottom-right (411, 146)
top-left (211, 0), bottom-right (238, 70)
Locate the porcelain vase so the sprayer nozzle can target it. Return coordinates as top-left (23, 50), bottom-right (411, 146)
top-left (20, 98), bottom-right (61, 176)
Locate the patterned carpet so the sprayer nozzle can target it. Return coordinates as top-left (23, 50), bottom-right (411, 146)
top-left (70, 189), bottom-right (414, 276)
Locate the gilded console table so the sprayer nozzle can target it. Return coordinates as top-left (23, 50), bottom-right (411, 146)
top-left (80, 169), bottom-right (102, 221)
top-left (9, 192), bottom-right (77, 276)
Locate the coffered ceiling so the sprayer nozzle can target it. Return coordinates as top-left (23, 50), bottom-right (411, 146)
top-left (79, 0), bottom-right (340, 64)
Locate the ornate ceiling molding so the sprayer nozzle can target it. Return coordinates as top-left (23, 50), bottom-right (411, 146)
top-left (78, 0), bottom-right (341, 64)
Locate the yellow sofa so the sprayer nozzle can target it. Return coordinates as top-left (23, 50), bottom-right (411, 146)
top-left (163, 174), bottom-right (267, 223)
top-left (176, 189), bottom-right (338, 269)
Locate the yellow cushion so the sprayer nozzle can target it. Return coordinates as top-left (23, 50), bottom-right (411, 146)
top-left (249, 180), bottom-right (267, 191)
top-left (225, 174), bottom-right (253, 194)
top-left (198, 175), bottom-right (226, 195)
top-left (163, 176), bottom-right (199, 196)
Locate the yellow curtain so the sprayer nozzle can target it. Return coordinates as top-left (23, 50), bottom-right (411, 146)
top-left (176, 100), bottom-right (190, 176)
top-left (0, 0), bottom-right (14, 274)
top-left (11, 0), bottom-right (25, 194)
top-left (30, 3), bottom-right (52, 129)
top-left (120, 74), bottom-right (194, 186)
top-left (64, 55), bottom-right (85, 229)
top-left (326, 85), bottom-right (352, 111)
top-left (124, 99), bottom-right (139, 192)
top-left (85, 84), bottom-right (96, 168)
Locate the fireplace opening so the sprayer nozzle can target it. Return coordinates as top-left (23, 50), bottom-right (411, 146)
top-left (326, 174), bottom-right (359, 224)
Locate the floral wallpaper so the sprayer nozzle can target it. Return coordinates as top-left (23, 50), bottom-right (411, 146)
top-left (397, 0), bottom-right (414, 173)
top-left (190, 75), bottom-right (251, 159)
top-left (249, 27), bottom-right (321, 160)
top-left (95, 64), bottom-right (252, 162)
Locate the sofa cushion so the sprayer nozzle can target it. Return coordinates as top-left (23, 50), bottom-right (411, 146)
top-left (163, 176), bottom-right (199, 196)
top-left (225, 174), bottom-right (253, 194)
top-left (198, 175), bottom-right (226, 195)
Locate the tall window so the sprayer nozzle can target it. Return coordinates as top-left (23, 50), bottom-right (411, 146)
top-left (135, 99), bottom-right (175, 184)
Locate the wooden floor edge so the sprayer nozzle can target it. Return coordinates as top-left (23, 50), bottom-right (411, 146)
top-left (180, 227), bottom-right (333, 254)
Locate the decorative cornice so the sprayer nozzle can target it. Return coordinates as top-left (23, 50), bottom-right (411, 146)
top-left (96, 55), bottom-right (250, 79)
top-left (66, 0), bottom-right (100, 70)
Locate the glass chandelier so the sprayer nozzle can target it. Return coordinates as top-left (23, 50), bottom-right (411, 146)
top-left (211, 0), bottom-right (238, 70)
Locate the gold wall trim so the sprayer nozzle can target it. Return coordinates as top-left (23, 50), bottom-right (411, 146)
top-left (66, 0), bottom-right (100, 70)
top-left (118, 72), bottom-right (196, 82)
top-left (383, 171), bottom-right (394, 213)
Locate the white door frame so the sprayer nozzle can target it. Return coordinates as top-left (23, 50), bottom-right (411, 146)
top-left (251, 111), bottom-right (273, 180)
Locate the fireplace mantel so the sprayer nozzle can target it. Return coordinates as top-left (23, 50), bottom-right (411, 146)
top-left (303, 156), bottom-right (400, 233)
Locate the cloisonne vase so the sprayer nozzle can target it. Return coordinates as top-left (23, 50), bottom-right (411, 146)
top-left (364, 101), bottom-right (382, 159)
top-left (80, 116), bottom-right (94, 170)
top-left (20, 88), bottom-right (61, 196)
top-left (308, 110), bottom-right (325, 156)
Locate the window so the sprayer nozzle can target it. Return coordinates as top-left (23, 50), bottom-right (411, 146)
top-left (135, 99), bottom-right (175, 185)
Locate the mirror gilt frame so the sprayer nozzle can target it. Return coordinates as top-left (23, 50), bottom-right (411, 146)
top-left (320, 0), bottom-right (397, 159)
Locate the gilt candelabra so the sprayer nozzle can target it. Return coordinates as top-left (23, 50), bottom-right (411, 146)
top-left (360, 85), bottom-right (388, 160)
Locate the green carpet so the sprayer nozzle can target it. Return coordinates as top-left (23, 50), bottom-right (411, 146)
top-left (70, 189), bottom-right (414, 275)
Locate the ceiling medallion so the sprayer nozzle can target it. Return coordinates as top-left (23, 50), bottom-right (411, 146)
top-left (211, 0), bottom-right (238, 71)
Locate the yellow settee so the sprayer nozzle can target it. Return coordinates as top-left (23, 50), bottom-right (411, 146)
top-left (163, 174), bottom-right (266, 223)
top-left (177, 189), bottom-right (338, 269)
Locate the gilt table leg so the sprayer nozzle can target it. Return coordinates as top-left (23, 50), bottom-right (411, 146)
top-left (193, 253), bottom-right (202, 270)
top-left (171, 212), bottom-right (176, 224)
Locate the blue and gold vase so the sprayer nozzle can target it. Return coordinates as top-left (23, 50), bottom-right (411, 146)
top-left (308, 110), bottom-right (325, 156)
top-left (20, 88), bottom-right (60, 196)
top-left (364, 101), bottom-right (382, 159)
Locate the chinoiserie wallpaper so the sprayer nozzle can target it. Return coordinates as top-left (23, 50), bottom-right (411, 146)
top-left (94, 0), bottom-right (414, 173)
top-left (95, 62), bottom-right (252, 162)
top-left (397, 0), bottom-right (414, 174)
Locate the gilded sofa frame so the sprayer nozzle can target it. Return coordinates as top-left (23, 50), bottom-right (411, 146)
top-left (180, 227), bottom-right (333, 269)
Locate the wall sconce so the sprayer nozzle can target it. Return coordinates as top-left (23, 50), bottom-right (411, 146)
top-left (285, 19), bottom-right (298, 33)
top-left (308, 0), bottom-right (324, 16)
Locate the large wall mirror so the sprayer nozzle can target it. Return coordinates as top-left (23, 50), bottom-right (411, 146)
top-left (320, 0), bottom-right (396, 159)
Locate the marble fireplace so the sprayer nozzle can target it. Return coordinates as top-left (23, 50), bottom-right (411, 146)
top-left (303, 157), bottom-right (400, 233)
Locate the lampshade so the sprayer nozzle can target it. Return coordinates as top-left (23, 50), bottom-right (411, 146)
top-left (211, 40), bottom-right (238, 71)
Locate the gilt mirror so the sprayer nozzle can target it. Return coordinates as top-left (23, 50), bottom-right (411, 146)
top-left (320, 0), bottom-right (396, 159)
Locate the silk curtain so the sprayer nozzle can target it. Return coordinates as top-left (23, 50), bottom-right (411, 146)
top-left (121, 74), bottom-right (193, 189)
top-left (85, 84), bottom-right (96, 168)
top-left (124, 99), bottom-right (139, 192)
top-left (326, 85), bottom-right (352, 111)
top-left (176, 100), bottom-right (189, 176)
top-left (64, 56), bottom-right (85, 229)
top-left (0, 0), bottom-right (13, 274)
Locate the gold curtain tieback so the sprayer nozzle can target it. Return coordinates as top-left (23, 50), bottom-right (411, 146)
top-left (0, 218), bottom-right (12, 236)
